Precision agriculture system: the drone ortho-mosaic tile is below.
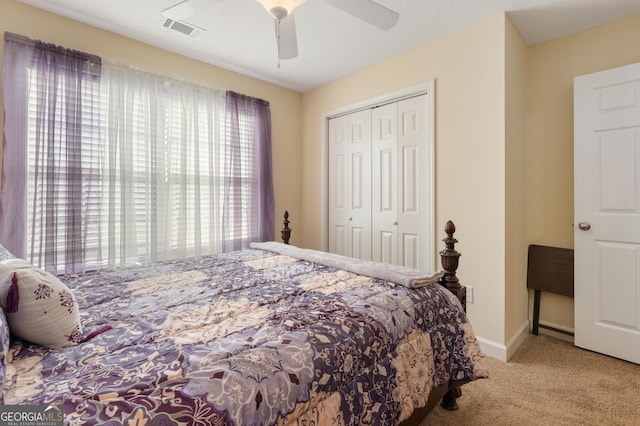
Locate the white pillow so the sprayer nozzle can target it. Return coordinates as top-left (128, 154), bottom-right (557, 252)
top-left (0, 259), bottom-right (83, 348)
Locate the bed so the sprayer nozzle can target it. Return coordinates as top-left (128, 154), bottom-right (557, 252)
top-left (0, 212), bottom-right (485, 425)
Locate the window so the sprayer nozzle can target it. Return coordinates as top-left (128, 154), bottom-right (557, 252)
top-left (1, 33), bottom-right (274, 275)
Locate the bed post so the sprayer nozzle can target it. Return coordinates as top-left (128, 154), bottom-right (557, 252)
top-left (281, 210), bottom-right (291, 244)
top-left (439, 220), bottom-right (465, 411)
top-left (439, 220), bottom-right (466, 311)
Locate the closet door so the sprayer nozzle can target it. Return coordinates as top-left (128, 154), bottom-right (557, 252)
top-left (372, 103), bottom-right (398, 265)
top-left (328, 115), bottom-right (349, 255)
top-left (329, 91), bottom-right (433, 269)
top-left (328, 110), bottom-right (372, 259)
top-left (397, 95), bottom-right (431, 270)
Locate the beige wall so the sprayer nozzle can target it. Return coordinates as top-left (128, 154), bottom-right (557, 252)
top-left (505, 17), bottom-right (529, 347)
top-left (526, 13), bottom-right (640, 332)
top-left (0, 0), bottom-right (303, 238)
top-left (301, 14), bottom-right (509, 348)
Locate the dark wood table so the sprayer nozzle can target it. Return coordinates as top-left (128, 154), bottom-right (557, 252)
top-left (527, 244), bottom-right (574, 336)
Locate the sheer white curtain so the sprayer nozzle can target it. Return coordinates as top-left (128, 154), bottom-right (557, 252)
top-left (100, 64), bottom-right (227, 268)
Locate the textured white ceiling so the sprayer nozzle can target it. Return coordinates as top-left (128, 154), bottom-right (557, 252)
top-left (17, 0), bottom-right (640, 92)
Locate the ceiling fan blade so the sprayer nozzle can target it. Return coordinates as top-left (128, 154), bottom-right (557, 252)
top-left (278, 12), bottom-right (298, 60)
top-left (162, 0), bottom-right (224, 21)
top-left (323, 0), bottom-right (399, 30)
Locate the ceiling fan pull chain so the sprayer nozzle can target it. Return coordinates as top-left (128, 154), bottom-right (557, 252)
top-left (275, 18), bottom-right (281, 68)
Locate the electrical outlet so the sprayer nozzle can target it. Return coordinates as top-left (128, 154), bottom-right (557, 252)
top-left (466, 286), bottom-right (474, 304)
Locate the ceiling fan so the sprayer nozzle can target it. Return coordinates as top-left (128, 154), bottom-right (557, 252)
top-left (161, 0), bottom-right (399, 61)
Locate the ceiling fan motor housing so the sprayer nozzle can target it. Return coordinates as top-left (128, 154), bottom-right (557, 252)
top-left (269, 6), bottom-right (288, 20)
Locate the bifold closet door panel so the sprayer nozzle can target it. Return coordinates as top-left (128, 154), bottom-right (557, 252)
top-left (397, 95), bottom-right (431, 271)
top-left (372, 102), bottom-right (398, 266)
top-left (328, 110), bottom-right (372, 260)
top-left (328, 114), bottom-right (349, 256)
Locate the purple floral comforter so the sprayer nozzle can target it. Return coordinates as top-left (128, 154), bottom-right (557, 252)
top-left (2, 248), bottom-right (485, 425)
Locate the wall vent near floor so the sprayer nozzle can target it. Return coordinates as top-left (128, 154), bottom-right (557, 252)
top-left (162, 18), bottom-right (202, 38)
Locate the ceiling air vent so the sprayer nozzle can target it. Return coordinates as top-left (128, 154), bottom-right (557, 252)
top-left (162, 18), bottom-right (202, 38)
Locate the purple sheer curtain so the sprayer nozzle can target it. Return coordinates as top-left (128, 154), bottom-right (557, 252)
top-left (1, 32), bottom-right (102, 274)
top-left (0, 33), bottom-right (29, 258)
top-left (224, 91), bottom-right (274, 251)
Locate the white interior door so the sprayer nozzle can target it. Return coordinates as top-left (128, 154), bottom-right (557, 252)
top-left (372, 102), bottom-right (398, 265)
top-left (328, 115), bottom-right (349, 256)
top-left (347, 110), bottom-right (372, 260)
top-left (397, 95), bottom-right (433, 271)
top-left (328, 110), bottom-right (371, 260)
top-left (574, 62), bottom-right (640, 364)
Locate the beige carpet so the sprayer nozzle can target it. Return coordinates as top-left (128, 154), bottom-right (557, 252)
top-left (421, 334), bottom-right (640, 425)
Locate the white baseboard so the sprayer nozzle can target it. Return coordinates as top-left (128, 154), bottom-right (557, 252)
top-left (506, 320), bottom-right (531, 359)
top-left (476, 320), bottom-right (575, 361)
top-left (475, 319), bottom-right (530, 362)
top-left (475, 336), bottom-right (507, 361)
top-left (531, 318), bottom-right (575, 343)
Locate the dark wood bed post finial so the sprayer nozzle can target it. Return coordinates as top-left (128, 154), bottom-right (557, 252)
top-left (281, 210), bottom-right (291, 244)
top-left (439, 220), bottom-right (466, 311)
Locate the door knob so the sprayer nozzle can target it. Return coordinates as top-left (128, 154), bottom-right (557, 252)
top-left (578, 222), bottom-right (591, 231)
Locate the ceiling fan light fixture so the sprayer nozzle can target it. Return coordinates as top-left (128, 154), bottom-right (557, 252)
top-left (256, 0), bottom-right (305, 16)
